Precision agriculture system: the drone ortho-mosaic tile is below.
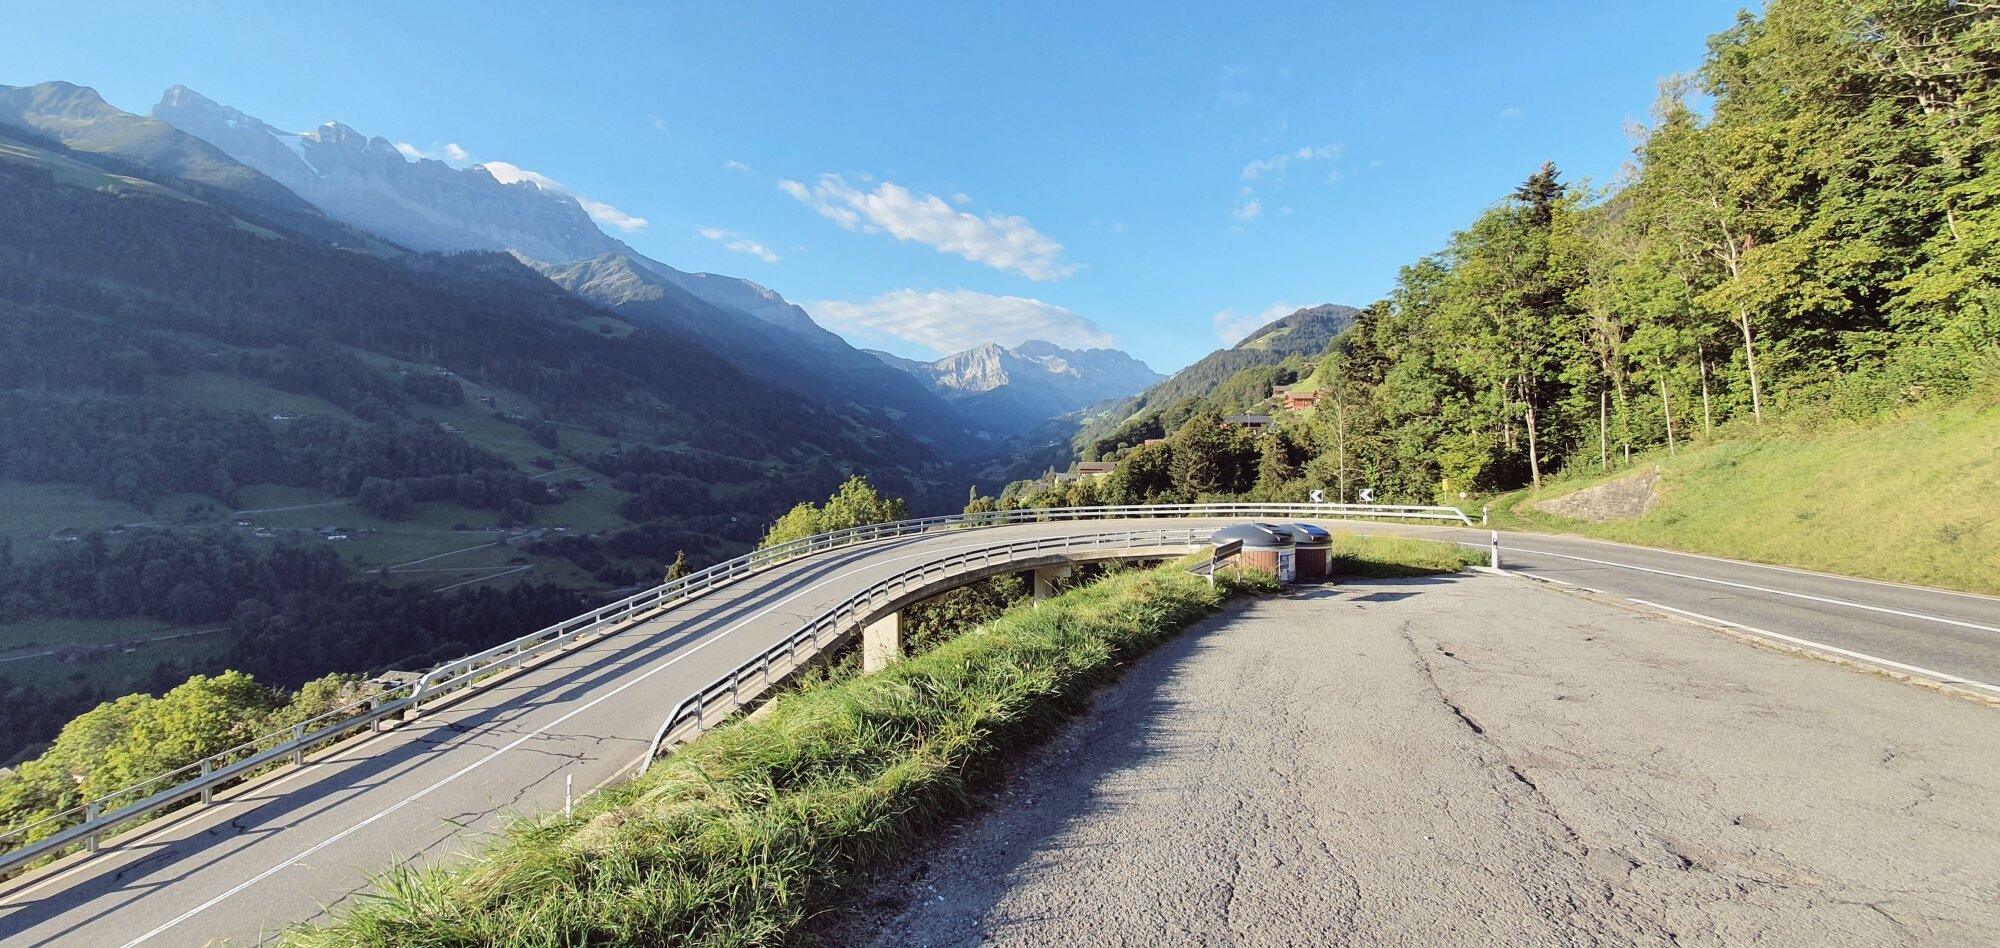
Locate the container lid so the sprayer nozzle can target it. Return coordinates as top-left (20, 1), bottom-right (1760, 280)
top-left (1282, 523), bottom-right (1332, 546)
top-left (1211, 522), bottom-right (1294, 549)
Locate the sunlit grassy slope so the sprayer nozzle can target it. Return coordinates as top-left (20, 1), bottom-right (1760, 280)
top-left (1491, 396), bottom-right (2000, 595)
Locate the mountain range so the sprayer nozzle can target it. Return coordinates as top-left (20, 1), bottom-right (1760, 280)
top-left (871, 341), bottom-right (1163, 435)
top-left (144, 85), bottom-right (1162, 443)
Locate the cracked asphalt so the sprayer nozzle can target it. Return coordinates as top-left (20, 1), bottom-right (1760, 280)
top-left (830, 574), bottom-right (2000, 947)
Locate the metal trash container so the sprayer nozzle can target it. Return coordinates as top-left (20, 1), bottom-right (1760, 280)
top-left (1211, 523), bottom-right (1296, 583)
top-left (1284, 523), bottom-right (1333, 579)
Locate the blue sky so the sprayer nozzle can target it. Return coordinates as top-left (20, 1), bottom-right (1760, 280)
top-left (3, 1), bottom-right (1750, 372)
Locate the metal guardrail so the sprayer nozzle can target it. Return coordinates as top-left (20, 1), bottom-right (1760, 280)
top-left (637, 525), bottom-right (1211, 772)
top-left (0, 501), bottom-right (1466, 874)
top-left (1188, 538), bottom-right (1245, 585)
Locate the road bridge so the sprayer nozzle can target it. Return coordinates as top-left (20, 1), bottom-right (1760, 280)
top-left (2, 510), bottom-right (1995, 947)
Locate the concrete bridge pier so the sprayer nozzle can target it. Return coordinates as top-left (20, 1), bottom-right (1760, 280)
top-left (1033, 564), bottom-right (1074, 605)
top-left (863, 610), bottom-right (902, 673)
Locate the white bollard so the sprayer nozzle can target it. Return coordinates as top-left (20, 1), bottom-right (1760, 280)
top-left (1490, 531), bottom-right (1501, 570)
top-left (565, 773), bottom-right (573, 818)
top-left (1482, 505), bottom-right (1489, 526)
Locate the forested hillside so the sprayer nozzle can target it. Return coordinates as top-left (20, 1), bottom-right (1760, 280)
top-left (1072, 304), bottom-right (1356, 459)
top-left (999, 0), bottom-right (1996, 514)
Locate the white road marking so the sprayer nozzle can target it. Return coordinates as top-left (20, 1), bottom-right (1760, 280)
top-left (120, 625), bottom-right (721, 946)
top-left (1494, 528), bottom-right (2000, 603)
top-left (1629, 599), bottom-right (2000, 697)
top-left (118, 527), bottom-right (1190, 946)
top-left (1511, 547), bottom-right (2000, 635)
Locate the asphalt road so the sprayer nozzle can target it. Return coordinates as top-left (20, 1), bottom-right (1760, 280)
top-left (834, 577), bottom-right (2000, 947)
top-left (2, 516), bottom-right (1996, 946)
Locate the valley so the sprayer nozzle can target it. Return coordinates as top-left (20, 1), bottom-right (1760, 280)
top-left (0, 82), bottom-right (1168, 766)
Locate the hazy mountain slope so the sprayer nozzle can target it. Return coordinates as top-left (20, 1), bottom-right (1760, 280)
top-left (1072, 304), bottom-right (1358, 449)
top-left (875, 341), bottom-right (1163, 434)
top-left (632, 260), bottom-right (828, 338)
top-left (153, 86), bottom-right (978, 451)
top-left (0, 148), bottom-right (935, 481)
top-left (154, 85), bottom-right (618, 264)
top-left (533, 253), bottom-right (982, 452)
top-left (0, 82), bottom-right (362, 245)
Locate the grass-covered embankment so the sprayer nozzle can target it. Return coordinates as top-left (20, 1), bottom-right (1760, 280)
top-left (1487, 395), bottom-right (2000, 594)
top-left (288, 542), bottom-right (1471, 947)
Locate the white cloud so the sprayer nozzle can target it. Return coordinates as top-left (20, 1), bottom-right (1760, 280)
top-left (1241, 143), bottom-right (1341, 181)
top-left (481, 160), bottom-right (649, 233)
top-left (1497, 106), bottom-right (1526, 120)
top-left (810, 289), bottom-right (1113, 354)
top-left (778, 174), bottom-right (1076, 280)
top-left (1212, 301), bottom-right (1294, 345)
top-left (1325, 168), bottom-right (1344, 184)
top-left (697, 227), bottom-right (781, 263)
top-left (1234, 197), bottom-right (1262, 221)
top-left (722, 159), bottom-right (754, 173)
top-left (393, 142), bottom-right (471, 164)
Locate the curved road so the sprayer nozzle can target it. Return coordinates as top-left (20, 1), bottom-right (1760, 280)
top-left (1, 518), bottom-right (1996, 946)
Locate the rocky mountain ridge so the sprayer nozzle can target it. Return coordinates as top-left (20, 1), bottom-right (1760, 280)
top-left (872, 341), bottom-right (1163, 435)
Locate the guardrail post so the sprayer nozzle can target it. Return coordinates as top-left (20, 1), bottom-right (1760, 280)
top-left (84, 801), bottom-right (99, 853)
top-left (1490, 531), bottom-right (1502, 570)
top-left (199, 758), bottom-right (214, 804)
top-left (293, 723), bottom-right (307, 765)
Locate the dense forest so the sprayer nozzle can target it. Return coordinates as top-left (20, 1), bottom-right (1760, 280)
top-left (1002, 0), bottom-right (1997, 510)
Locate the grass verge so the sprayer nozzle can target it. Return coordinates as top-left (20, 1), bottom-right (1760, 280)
top-left (287, 543), bottom-right (1465, 948)
top-left (1485, 394), bottom-right (2000, 594)
top-left (1327, 533), bottom-right (1482, 577)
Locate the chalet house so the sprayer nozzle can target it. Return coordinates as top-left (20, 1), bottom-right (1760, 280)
top-left (1077, 461), bottom-right (1116, 477)
top-left (1270, 384), bottom-right (1293, 401)
top-left (1224, 414), bottom-right (1276, 430)
top-left (1282, 390), bottom-right (1323, 411)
